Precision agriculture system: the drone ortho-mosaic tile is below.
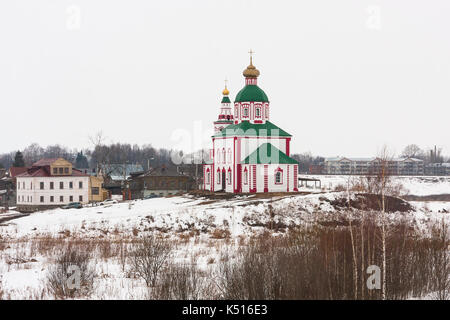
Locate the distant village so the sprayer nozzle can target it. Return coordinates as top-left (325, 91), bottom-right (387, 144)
top-left (0, 141), bottom-right (448, 214)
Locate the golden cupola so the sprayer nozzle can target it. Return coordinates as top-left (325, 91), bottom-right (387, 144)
top-left (222, 86), bottom-right (230, 96)
top-left (243, 50), bottom-right (260, 78)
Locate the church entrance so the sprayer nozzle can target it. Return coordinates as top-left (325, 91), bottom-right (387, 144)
top-left (221, 169), bottom-right (226, 191)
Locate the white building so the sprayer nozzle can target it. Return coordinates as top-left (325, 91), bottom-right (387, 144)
top-left (16, 158), bottom-right (89, 212)
top-left (323, 157), bottom-right (424, 175)
top-left (203, 55), bottom-right (298, 193)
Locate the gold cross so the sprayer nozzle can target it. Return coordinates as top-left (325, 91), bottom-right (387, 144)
top-left (224, 78), bottom-right (228, 88)
top-left (249, 49), bottom-right (255, 64)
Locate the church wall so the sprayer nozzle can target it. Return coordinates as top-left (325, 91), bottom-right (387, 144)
top-left (239, 137), bottom-right (289, 163)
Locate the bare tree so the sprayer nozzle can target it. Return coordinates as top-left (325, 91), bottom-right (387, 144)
top-left (130, 235), bottom-right (172, 287)
top-left (401, 144), bottom-right (423, 158)
top-left (377, 145), bottom-right (394, 300)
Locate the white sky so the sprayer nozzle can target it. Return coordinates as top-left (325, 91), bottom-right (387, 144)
top-left (1, 0), bottom-right (449, 157)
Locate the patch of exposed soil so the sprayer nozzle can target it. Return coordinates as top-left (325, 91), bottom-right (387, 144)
top-left (328, 193), bottom-right (412, 213)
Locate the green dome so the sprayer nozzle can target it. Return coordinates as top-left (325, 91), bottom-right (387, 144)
top-left (234, 85), bottom-right (269, 103)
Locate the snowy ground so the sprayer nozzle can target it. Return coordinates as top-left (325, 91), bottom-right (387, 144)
top-left (0, 175), bottom-right (449, 299)
top-left (302, 175), bottom-right (450, 196)
top-left (1, 193), bottom-right (448, 242)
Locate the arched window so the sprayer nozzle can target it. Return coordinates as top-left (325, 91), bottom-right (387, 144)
top-left (275, 167), bottom-right (283, 184)
top-left (243, 167), bottom-right (248, 185)
top-left (222, 148), bottom-right (226, 164)
top-left (216, 149), bottom-right (220, 163)
top-left (227, 148), bottom-right (232, 163)
top-left (217, 169), bottom-right (221, 184)
top-left (206, 168), bottom-right (210, 185)
top-left (255, 107), bottom-right (261, 117)
top-left (243, 107), bottom-right (249, 117)
top-left (227, 168), bottom-right (232, 185)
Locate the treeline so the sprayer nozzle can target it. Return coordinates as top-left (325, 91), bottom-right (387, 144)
top-left (0, 142), bottom-right (181, 171)
top-left (290, 152), bottom-right (324, 173)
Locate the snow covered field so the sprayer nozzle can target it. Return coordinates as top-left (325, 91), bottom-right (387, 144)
top-left (0, 175), bottom-right (449, 300)
top-left (302, 175), bottom-right (450, 196)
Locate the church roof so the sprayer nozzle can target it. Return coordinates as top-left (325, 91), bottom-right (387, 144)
top-left (235, 85), bottom-right (269, 103)
top-left (213, 120), bottom-right (291, 138)
top-left (241, 143), bottom-right (298, 165)
top-left (221, 96), bottom-right (231, 103)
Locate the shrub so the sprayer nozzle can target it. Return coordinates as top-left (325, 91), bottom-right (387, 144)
top-left (46, 246), bottom-right (95, 299)
top-left (130, 235), bottom-right (172, 287)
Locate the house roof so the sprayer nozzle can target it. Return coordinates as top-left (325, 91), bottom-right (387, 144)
top-left (241, 143), bottom-right (298, 165)
top-left (213, 120), bottom-right (291, 138)
top-left (100, 164), bottom-right (144, 180)
top-left (32, 158), bottom-right (60, 167)
top-left (9, 166), bottom-right (29, 177)
top-left (135, 166), bottom-right (190, 178)
top-left (16, 167), bottom-right (89, 178)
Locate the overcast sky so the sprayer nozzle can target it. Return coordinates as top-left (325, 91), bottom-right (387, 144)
top-left (1, 0), bottom-right (449, 158)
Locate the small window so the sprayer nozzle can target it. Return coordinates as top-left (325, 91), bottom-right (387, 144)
top-left (60, 182), bottom-right (64, 189)
top-left (217, 170), bottom-right (221, 184)
top-left (40, 196), bottom-right (44, 203)
top-left (275, 171), bottom-right (282, 183)
top-left (50, 182), bottom-right (54, 190)
top-left (275, 169), bottom-right (283, 184)
top-left (92, 187), bottom-right (99, 195)
top-left (69, 196), bottom-right (73, 202)
top-left (60, 196), bottom-right (64, 202)
top-left (40, 182), bottom-right (44, 190)
top-left (50, 196), bottom-right (54, 203)
top-left (206, 170), bottom-right (210, 185)
top-left (64, 167), bottom-right (69, 174)
top-left (69, 182), bottom-right (73, 189)
top-left (244, 169), bottom-right (248, 185)
top-left (79, 195), bottom-right (83, 202)
top-left (59, 168), bottom-right (63, 174)
top-left (255, 107), bottom-right (261, 117)
top-left (79, 181), bottom-right (83, 189)
top-left (228, 170), bottom-right (232, 185)
top-left (243, 107), bottom-right (249, 117)
top-left (53, 168), bottom-right (58, 174)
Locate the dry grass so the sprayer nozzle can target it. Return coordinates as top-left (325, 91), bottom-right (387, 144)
top-left (210, 228), bottom-right (231, 239)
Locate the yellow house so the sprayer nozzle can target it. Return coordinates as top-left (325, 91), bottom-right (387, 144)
top-left (88, 175), bottom-right (108, 202)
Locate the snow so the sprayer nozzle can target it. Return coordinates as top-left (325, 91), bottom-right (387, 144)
top-left (1, 175), bottom-right (449, 299)
top-left (303, 175), bottom-right (450, 196)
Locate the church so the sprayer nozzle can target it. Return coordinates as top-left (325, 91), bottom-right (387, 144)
top-left (203, 54), bottom-right (298, 193)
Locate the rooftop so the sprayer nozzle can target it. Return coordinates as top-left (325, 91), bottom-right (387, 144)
top-left (213, 120), bottom-right (291, 138)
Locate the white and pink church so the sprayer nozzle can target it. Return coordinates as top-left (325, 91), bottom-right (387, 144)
top-left (203, 55), bottom-right (298, 193)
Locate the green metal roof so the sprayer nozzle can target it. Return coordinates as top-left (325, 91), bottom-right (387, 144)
top-left (235, 85), bottom-right (269, 103)
top-left (241, 143), bottom-right (298, 164)
top-left (221, 96), bottom-right (231, 103)
top-left (213, 120), bottom-right (291, 137)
